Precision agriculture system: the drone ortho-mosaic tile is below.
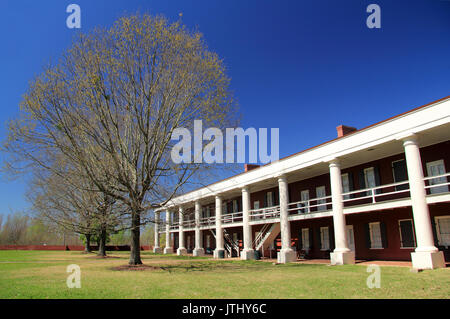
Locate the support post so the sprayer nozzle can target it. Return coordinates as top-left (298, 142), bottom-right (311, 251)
top-left (403, 135), bottom-right (444, 269)
top-left (193, 200), bottom-right (205, 256)
top-left (163, 210), bottom-right (173, 254)
top-left (278, 174), bottom-right (296, 263)
top-left (329, 159), bottom-right (355, 265)
top-left (214, 195), bottom-right (225, 259)
top-left (177, 207), bottom-right (187, 255)
top-left (241, 186), bottom-right (255, 260)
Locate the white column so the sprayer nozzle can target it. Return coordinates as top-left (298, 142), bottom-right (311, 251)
top-left (153, 211), bottom-right (162, 253)
top-left (177, 207), bottom-right (187, 255)
top-left (329, 159), bottom-right (355, 265)
top-left (193, 200), bottom-right (205, 256)
top-left (403, 135), bottom-right (444, 269)
top-left (163, 210), bottom-right (173, 254)
top-left (241, 186), bottom-right (255, 260)
top-left (278, 174), bottom-right (296, 263)
top-left (214, 195), bottom-right (225, 259)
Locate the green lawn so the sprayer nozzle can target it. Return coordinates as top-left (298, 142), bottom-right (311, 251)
top-left (0, 250), bottom-right (448, 299)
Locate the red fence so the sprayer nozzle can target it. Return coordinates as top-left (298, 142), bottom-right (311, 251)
top-left (0, 245), bottom-right (153, 251)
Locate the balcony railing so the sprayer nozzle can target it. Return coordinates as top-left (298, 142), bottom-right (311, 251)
top-left (199, 216), bottom-right (216, 227)
top-left (250, 205), bottom-right (280, 221)
top-left (288, 195), bottom-right (332, 215)
top-left (222, 211), bottom-right (243, 224)
top-left (424, 172), bottom-right (450, 195)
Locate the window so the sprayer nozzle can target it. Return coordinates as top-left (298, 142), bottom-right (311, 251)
top-left (426, 160), bottom-right (448, 194)
top-left (364, 167), bottom-right (377, 191)
top-left (435, 216), bottom-right (450, 247)
top-left (232, 199), bottom-right (239, 213)
top-left (254, 201), bottom-right (260, 210)
top-left (341, 173), bottom-right (350, 200)
top-left (206, 206), bottom-right (211, 217)
top-left (398, 219), bottom-right (416, 248)
top-left (320, 227), bottom-right (330, 250)
top-left (392, 159), bottom-right (409, 191)
top-left (316, 186), bottom-right (327, 211)
top-left (346, 225), bottom-right (355, 251)
top-left (266, 191), bottom-right (274, 207)
top-left (206, 234), bottom-right (211, 248)
top-left (301, 228), bottom-right (310, 250)
top-left (369, 222), bottom-right (383, 249)
top-left (222, 203), bottom-right (227, 215)
top-left (297, 190), bottom-right (310, 213)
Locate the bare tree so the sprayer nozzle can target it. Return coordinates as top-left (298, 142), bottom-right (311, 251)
top-left (2, 14), bottom-right (238, 264)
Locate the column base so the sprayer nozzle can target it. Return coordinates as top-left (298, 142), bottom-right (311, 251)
top-left (330, 251), bottom-right (355, 265)
top-left (177, 247), bottom-right (187, 256)
top-left (213, 248), bottom-right (226, 259)
top-left (279, 249), bottom-right (297, 264)
top-left (153, 247), bottom-right (162, 254)
top-left (241, 249), bottom-right (255, 260)
top-left (411, 251), bottom-right (445, 270)
top-left (193, 248), bottom-right (205, 257)
top-left (163, 247), bottom-right (173, 254)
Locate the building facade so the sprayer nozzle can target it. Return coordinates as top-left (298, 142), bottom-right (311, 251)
top-left (155, 96), bottom-right (450, 269)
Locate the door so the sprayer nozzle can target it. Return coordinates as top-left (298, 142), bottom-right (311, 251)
top-left (346, 225), bottom-right (355, 251)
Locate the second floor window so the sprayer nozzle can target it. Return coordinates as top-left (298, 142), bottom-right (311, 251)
top-left (297, 190), bottom-right (310, 213)
top-left (341, 173), bottom-right (350, 199)
top-left (316, 186), bottom-right (327, 211)
top-left (426, 160), bottom-right (448, 194)
top-left (392, 159), bottom-right (409, 191)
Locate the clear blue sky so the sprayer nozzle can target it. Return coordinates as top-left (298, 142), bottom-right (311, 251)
top-left (0, 0), bottom-right (449, 216)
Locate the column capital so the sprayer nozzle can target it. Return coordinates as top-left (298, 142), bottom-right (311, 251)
top-left (401, 133), bottom-right (419, 146)
top-left (214, 194), bottom-right (222, 200)
top-left (241, 185), bottom-right (250, 193)
top-left (276, 173), bottom-right (288, 182)
top-left (328, 157), bottom-right (341, 167)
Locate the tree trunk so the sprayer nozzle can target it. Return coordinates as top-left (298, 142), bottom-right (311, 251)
top-left (84, 234), bottom-right (92, 253)
top-left (97, 226), bottom-right (107, 257)
top-left (129, 210), bottom-right (142, 265)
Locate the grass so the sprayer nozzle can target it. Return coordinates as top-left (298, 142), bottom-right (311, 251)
top-left (0, 250), bottom-right (448, 299)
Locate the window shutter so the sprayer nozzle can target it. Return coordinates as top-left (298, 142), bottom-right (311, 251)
top-left (273, 191), bottom-right (279, 206)
top-left (374, 166), bottom-right (382, 194)
top-left (431, 218), bottom-right (439, 247)
top-left (238, 198), bottom-right (242, 212)
top-left (348, 172), bottom-right (355, 198)
top-left (365, 223), bottom-right (371, 248)
top-left (359, 170), bottom-right (366, 196)
top-left (298, 230), bottom-right (303, 250)
top-left (316, 227), bottom-right (322, 250)
top-left (380, 221), bottom-right (388, 248)
top-left (329, 226), bottom-right (335, 251)
top-left (309, 228), bottom-right (314, 250)
top-left (264, 193), bottom-right (268, 208)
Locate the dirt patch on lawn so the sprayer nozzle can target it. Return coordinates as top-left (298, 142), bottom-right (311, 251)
top-left (111, 264), bottom-right (162, 271)
top-left (87, 255), bottom-right (122, 259)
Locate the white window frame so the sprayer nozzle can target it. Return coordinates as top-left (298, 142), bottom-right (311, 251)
top-left (369, 222), bottom-right (383, 249)
top-left (320, 226), bottom-right (330, 251)
top-left (398, 219), bottom-right (416, 249)
top-left (426, 159), bottom-right (448, 194)
top-left (301, 228), bottom-right (310, 250)
top-left (364, 167), bottom-right (376, 190)
top-left (435, 215), bottom-right (450, 247)
top-left (316, 186), bottom-right (327, 211)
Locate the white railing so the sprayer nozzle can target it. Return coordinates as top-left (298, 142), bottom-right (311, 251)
top-left (341, 180), bottom-right (410, 205)
top-left (199, 216), bottom-right (216, 227)
top-left (424, 172), bottom-right (450, 194)
top-left (222, 211), bottom-right (243, 224)
top-left (288, 195), bottom-right (332, 215)
top-left (250, 205), bottom-right (280, 221)
top-left (169, 222), bottom-right (179, 230)
top-left (253, 223), bottom-right (272, 249)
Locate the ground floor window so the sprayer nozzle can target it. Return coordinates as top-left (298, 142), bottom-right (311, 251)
top-left (369, 222), bottom-right (383, 249)
top-left (398, 219), bottom-right (416, 248)
top-left (320, 227), bottom-right (330, 250)
top-left (435, 216), bottom-right (450, 247)
top-left (301, 228), bottom-right (310, 250)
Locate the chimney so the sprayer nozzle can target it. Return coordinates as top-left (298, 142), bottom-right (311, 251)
top-left (336, 125), bottom-right (357, 138)
top-left (245, 164), bottom-right (260, 172)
